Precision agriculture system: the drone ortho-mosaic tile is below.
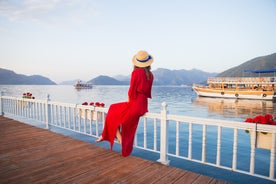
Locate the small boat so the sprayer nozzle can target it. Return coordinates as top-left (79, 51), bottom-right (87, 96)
top-left (74, 81), bottom-right (92, 89)
top-left (192, 69), bottom-right (276, 101)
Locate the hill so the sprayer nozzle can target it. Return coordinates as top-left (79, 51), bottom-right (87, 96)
top-left (59, 79), bottom-right (81, 85)
top-left (0, 68), bottom-right (56, 85)
top-left (88, 75), bottom-right (128, 85)
top-left (2, 52), bottom-right (275, 85)
top-left (152, 68), bottom-right (217, 85)
top-left (217, 53), bottom-right (276, 77)
top-left (87, 69), bottom-right (216, 86)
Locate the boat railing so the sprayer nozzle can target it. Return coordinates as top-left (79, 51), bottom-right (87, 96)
top-left (0, 92), bottom-right (275, 182)
top-left (208, 77), bottom-right (276, 84)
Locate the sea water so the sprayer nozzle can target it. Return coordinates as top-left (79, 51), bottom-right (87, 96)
top-left (1, 85), bottom-right (276, 183)
top-left (1, 85), bottom-right (275, 120)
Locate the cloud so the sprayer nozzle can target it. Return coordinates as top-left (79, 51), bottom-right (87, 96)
top-left (0, 0), bottom-right (99, 26)
top-left (0, 0), bottom-right (57, 22)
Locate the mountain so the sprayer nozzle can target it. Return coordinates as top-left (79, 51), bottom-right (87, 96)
top-left (84, 69), bottom-right (216, 86)
top-left (59, 79), bottom-right (81, 85)
top-left (3, 52), bottom-right (275, 85)
top-left (113, 74), bottom-right (130, 81)
top-left (152, 68), bottom-right (217, 85)
top-left (88, 75), bottom-right (128, 85)
top-left (217, 53), bottom-right (276, 77)
top-left (0, 68), bottom-right (56, 85)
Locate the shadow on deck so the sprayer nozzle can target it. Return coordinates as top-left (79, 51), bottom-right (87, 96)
top-left (0, 116), bottom-right (229, 183)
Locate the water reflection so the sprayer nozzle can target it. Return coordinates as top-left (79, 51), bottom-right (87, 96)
top-left (192, 97), bottom-right (276, 121)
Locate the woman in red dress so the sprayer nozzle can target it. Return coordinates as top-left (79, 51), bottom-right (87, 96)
top-left (96, 50), bottom-right (154, 157)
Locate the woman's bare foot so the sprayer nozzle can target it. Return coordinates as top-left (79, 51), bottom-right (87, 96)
top-left (116, 129), bottom-right (122, 144)
top-left (96, 136), bottom-right (103, 143)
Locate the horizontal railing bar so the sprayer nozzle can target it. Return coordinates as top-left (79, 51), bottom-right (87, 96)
top-left (167, 114), bottom-right (276, 132)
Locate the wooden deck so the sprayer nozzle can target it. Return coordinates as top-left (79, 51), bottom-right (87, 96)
top-left (0, 116), bottom-right (230, 184)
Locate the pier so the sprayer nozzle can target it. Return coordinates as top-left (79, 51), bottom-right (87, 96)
top-left (1, 94), bottom-right (276, 183)
top-left (0, 116), bottom-right (229, 183)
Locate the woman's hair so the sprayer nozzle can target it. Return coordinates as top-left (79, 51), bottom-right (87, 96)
top-left (134, 65), bottom-right (151, 80)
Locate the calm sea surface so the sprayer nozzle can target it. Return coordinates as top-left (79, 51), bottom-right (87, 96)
top-left (1, 85), bottom-right (275, 122)
top-left (1, 85), bottom-right (276, 183)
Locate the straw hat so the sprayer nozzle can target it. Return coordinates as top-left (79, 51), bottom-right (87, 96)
top-left (132, 50), bottom-right (154, 67)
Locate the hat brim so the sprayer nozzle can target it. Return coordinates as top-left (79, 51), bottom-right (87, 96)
top-left (132, 55), bottom-right (154, 67)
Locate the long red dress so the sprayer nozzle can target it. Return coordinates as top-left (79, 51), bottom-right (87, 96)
top-left (100, 68), bottom-right (154, 156)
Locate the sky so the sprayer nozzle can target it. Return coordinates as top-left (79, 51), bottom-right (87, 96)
top-left (0, 0), bottom-right (276, 83)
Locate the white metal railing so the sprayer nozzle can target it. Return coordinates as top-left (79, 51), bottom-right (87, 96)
top-left (0, 93), bottom-right (276, 182)
top-left (208, 77), bottom-right (276, 84)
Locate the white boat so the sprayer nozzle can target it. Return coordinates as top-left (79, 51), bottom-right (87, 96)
top-left (192, 69), bottom-right (276, 101)
top-left (74, 81), bottom-right (92, 89)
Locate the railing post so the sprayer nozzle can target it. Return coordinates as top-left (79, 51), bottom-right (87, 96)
top-left (45, 94), bottom-right (51, 129)
top-left (269, 132), bottom-right (275, 179)
top-left (0, 91), bottom-right (3, 116)
top-left (157, 102), bottom-right (170, 165)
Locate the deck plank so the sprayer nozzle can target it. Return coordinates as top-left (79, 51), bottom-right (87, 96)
top-left (0, 116), bottom-right (230, 184)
